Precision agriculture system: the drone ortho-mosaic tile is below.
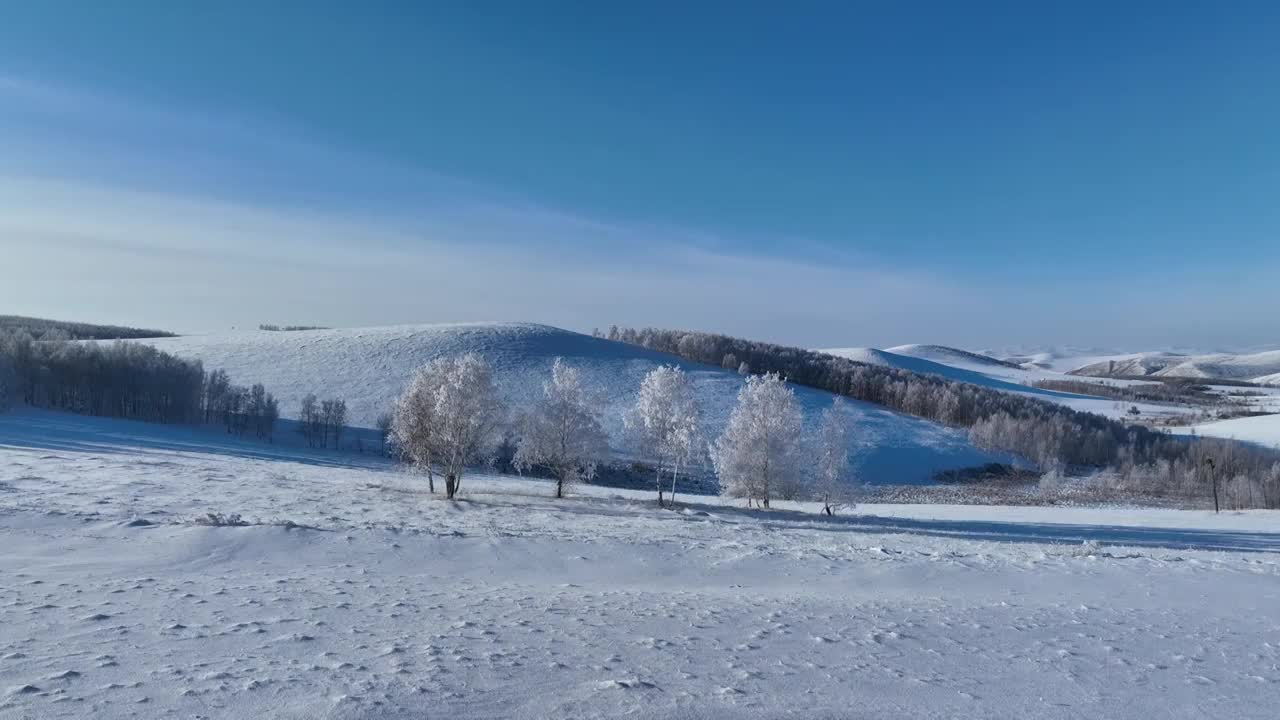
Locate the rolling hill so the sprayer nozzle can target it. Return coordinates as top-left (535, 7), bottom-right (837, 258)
top-left (1069, 350), bottom-right (1280, 385)
top-left (140, 323), bottom-right (1008, 484)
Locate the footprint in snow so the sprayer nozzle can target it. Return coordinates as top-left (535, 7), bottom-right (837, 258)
top-left (598, 678), bottom-right (658, 690)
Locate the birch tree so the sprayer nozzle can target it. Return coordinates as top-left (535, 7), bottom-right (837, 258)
top-left (389, 353), bottom-right (505, 499)
top-left (514, 359), bottom-right (610, 498)
top-left (389, 364), bottom-right (443, 493)
top-left (623, 365), bottom-right (703, 507)
top-left (711, 372), bottom-right (802, 508)
top-left (815, 397), bottom-right (853, 515)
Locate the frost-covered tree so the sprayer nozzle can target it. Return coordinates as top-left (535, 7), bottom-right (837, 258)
top-left (389, 353), bottom-right (505, 499)
top-left (711, 373), bottom-right (802, 508)
top-left (814, 397), bottom-right (853, 515)
top-left (389, 365), bottom-right (443, 492)
top-left (623, 365), bottom-right (703, 507)
top-left (514, 359), bottom-right (610, 498)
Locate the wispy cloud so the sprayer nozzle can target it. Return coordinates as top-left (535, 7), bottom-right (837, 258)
top-left (1, 74), bottom-right (1275, 350)
top-left (0, 173), bottom-right (976, 343)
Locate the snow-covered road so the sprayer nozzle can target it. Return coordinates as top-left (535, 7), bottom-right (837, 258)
top-left (2, 410), bottom-right (1279, 718)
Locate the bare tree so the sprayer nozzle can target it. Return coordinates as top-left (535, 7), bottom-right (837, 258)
top-left (375, 412), bottom-right (393, 454)
top-left (321, 398), bottom-right (347, 449)
top-left (299, 394), bottom-right (320, 447)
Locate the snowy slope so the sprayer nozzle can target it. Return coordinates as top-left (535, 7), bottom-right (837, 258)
top-left (1170, 413), bottom-right (1280, 449)
top-left (1068, 352), bottom-right (1188, 378)
top-left (1069, 349), bottom-right (1280, 383)
top-left (886, 344), bottom-right (1023, 370)
top-left (2, 410), bottom-right (1279, 719)
top-left (140, 323), bottom-right (1006, 484)
top-left (819, 346), bottom-right (1043, 389)
top-left (820, 343), bottom-right (1280, 444)
top-left (817, 345), bottom-right (1182, 420)
top-left (1156, 350), bottom-right (1280, 382)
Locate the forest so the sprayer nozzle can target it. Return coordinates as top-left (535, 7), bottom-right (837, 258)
top-left (0, 329), bottom-right (282, 441)
top-left (0, 315), bottom-right (177, 340)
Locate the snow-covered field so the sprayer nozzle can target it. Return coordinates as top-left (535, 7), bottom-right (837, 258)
top-left (137, 323), bottom-right (1008, 484)
top-left (3, 410), bottom-right (1279, 719)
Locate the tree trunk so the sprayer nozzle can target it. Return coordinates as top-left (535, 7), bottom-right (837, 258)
top-left (655, 467), bottom-right (664, 508)
top-left (669, 461), bottom-right (679, 507)
top-left (445, 473), bottom-right (457, 499)
top-left (556, 476), bottom-right (564, 499)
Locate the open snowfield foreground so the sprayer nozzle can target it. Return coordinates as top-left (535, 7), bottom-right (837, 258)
top-left (3, 411), bottom-right (1280, 719)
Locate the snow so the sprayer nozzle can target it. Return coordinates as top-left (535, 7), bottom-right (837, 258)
top-left (1068, 349), bottom-right (1280, 383)
top-left (822, 343), bottom-right (1280, 446)
top-left (2, 409), bottom-right (1279, 718)
top-left (137, 323), bottom-right (1006, 484)
top-left (1169, 413), bottom-right (1280, 449)
top-left (818, 345), bottom-right (1187, 421)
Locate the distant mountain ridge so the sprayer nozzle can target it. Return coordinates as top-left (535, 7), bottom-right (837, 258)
top-left (1070, 350), bottom-right (1280, 385)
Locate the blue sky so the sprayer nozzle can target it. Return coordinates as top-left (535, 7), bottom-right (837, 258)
top-left (1, 1), bottom-right (1278, 349)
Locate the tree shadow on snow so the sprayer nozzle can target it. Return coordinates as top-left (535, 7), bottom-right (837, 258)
top-left (0, 409), bottom-right (389, 471)
top-left (666, 499), bottom-right (1280, 554)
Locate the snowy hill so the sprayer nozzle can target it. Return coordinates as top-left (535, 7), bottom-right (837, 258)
top-left (886, 344), bottom-right (1023, 370)
top-left (819, 342), bottom-right (1280, 445)
top-left (1069, 349), bottom-right (1280, 384)
top-left (141, 323), bottom-right (1006, 484)
top-left (816, 345), bottom-right (1120, 411)
top-left (1068, 352), bottom-right (1193, 378)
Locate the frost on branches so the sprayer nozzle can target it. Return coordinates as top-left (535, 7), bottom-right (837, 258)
top-left (711, 372), bottom-right (802, 508)
top-left (815, 397), bottom-right (854, 515)
top-left (389, 353), bottom-right (505, 499)
top-left (623, 365), bottom-right (703, 507)
top-left (514, 358), bottom-right (610, 499)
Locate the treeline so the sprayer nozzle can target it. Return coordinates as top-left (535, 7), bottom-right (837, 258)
top-left (299, 394), bottom-right (346, 448)
top-left (0, 333), bottom-right (204, 423)
top-left (258, 324), bottom-right (329, 332)
top-left (0, 315), bottom-right (176, 340)
top-left (203, 370), bottom-right (281, 440)
top-left (0, 330), bottom-right (279, 441)
top-left (1032, 378), bottom-right (1217, 406)
top-left (606, 326), bottom-right (1280, 508)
